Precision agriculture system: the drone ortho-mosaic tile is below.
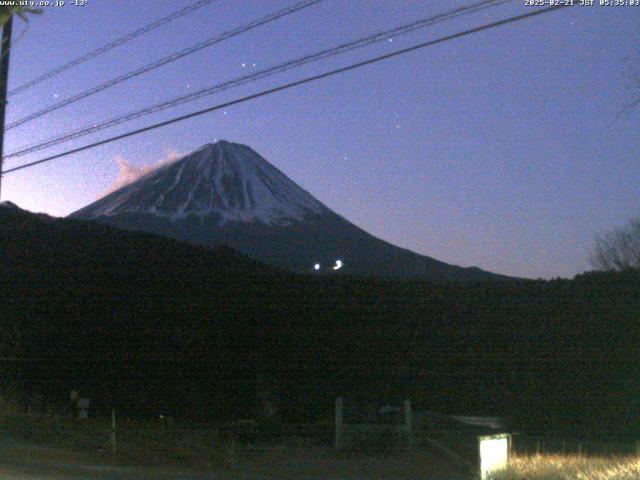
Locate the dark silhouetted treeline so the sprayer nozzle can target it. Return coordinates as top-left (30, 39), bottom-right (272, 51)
top-left (1, 206), bottom-right (638, 435)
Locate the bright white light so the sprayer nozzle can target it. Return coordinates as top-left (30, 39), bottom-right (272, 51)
top-left (479, 434), bottom-right (510, 480)
top-left (333, 260), bottom-right (343, 270)
top-left (314, 263), bottom-right (320, 271)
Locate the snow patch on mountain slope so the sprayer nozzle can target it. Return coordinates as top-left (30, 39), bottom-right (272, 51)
top-left (74, 141), bottom-right (329, 227)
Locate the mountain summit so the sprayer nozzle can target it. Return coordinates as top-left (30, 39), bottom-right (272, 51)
top-left (71, 140), bottom-right (512, 281)
top-left (74, 141), bottom-right (328, 226)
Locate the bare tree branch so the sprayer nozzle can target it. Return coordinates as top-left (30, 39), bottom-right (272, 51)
top-left (622, 50), bottom-right (640, 114)
top-left (590, 216), bottom-right (640, 271)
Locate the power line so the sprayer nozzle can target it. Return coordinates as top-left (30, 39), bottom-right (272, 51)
top-left (5, 0), bottom-right (512, 160)
top-left (5, 0), bottom-right (325, 131)
top-left (7, 0), bottom-right (219, 98)
top-left (2, 4), bottom-right (570, 177)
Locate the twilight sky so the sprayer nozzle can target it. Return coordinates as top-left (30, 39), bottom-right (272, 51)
top-left (2, 0), bottom-right (638, 279)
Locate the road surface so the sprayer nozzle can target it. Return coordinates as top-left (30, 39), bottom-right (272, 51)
top-left (0, 441), bottom-right (254, 479)
top-left (0, 439), bottom-right (471, 479)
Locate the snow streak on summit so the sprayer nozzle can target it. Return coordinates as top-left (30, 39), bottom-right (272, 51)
top-left (75, 141), bottom-right (328, 226)
top-left (71, 140), bottom-right (513, 282)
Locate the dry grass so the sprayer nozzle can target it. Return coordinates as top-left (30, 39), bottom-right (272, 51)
top-left (491, 453), bottom-right (640, 480)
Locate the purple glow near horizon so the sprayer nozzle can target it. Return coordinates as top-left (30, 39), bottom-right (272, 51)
top-left (2, 0), bottom-right (638, 279)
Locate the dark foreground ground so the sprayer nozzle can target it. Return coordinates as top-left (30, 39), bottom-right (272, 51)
top-left (0, 440), bottom-right (226, 480)
top-left (0, 438), bottom-right (471, 480)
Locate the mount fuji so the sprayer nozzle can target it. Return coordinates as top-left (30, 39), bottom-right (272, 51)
top-left (70, 140), bottom-right (511, 281)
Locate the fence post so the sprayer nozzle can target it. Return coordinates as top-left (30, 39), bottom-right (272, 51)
top-left (335, 397), bottom-right (343, 450)
top-left (111, 408), bottom-right (116, 454)
top-left (404, 399), bottom-right (413, 450)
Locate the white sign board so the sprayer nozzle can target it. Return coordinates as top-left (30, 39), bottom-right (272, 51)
top-left (478, 434), bottom-right (510, 480)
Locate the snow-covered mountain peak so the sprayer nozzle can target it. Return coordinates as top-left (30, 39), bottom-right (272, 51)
top-left (72, 140), bottom-right (330, 226)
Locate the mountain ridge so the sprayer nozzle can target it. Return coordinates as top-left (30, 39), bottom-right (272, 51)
top-left (73, 141), bottom-right (329, 226)
top-left (70, 140), bottom-right (515, 282)
top-left (2, 201), bottom-right (639, 431)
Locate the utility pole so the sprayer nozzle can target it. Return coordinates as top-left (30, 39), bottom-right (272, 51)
top-left (0, 14), bottom-right (13, 200)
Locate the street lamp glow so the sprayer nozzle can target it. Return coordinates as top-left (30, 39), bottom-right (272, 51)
top-left (333, 260), bottom-right (343, 270)
top-left (314, 263), bottom-right (320, 271)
